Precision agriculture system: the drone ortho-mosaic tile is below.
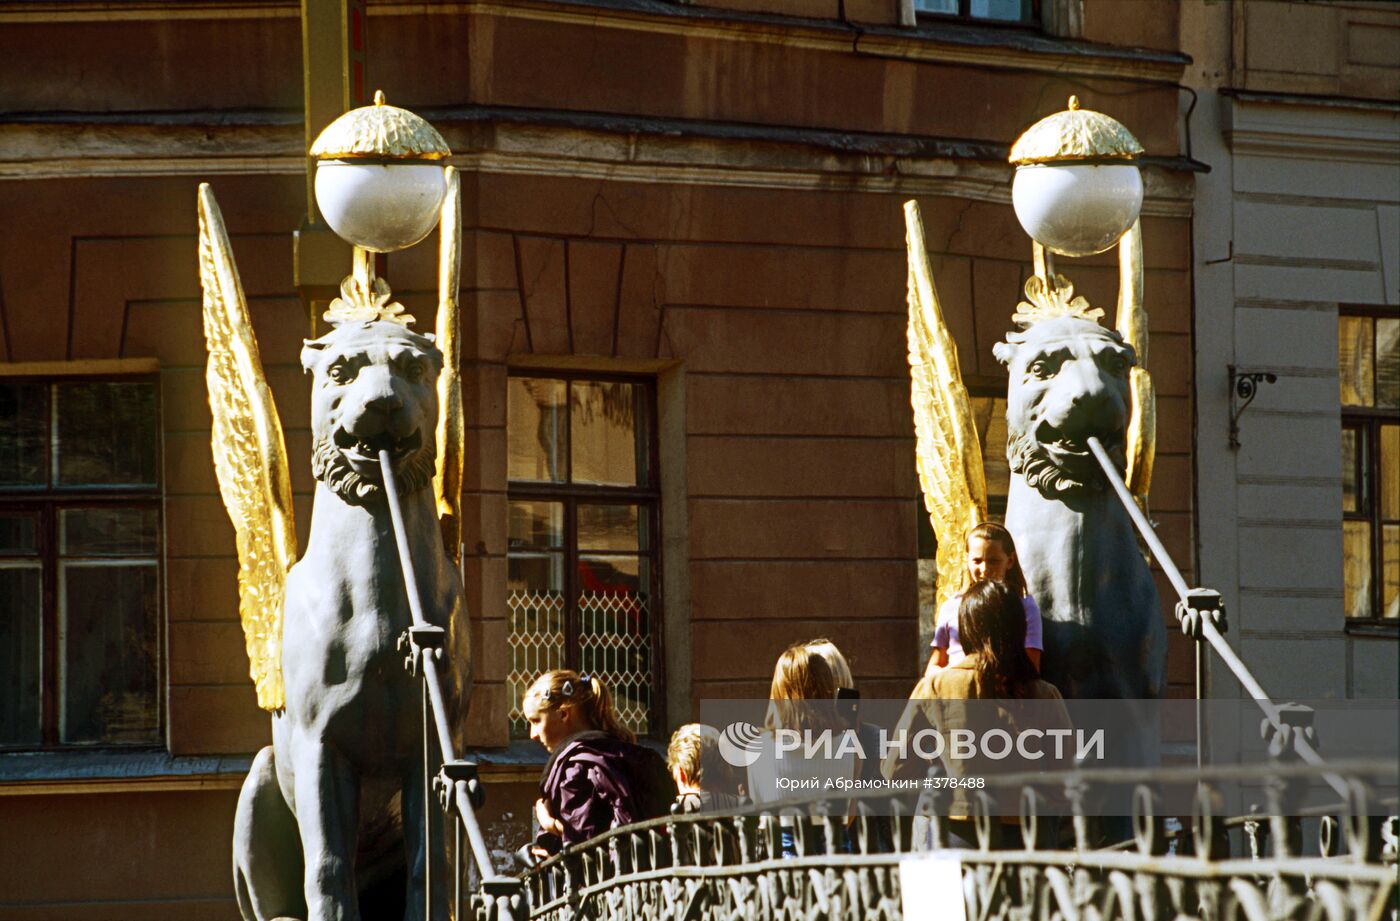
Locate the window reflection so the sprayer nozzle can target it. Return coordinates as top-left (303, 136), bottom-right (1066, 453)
top-left (1343, 520), bottom-right (1372, 619)
top-left (1377, 319), bottom-right (1399, 409)
top-left (571, 381), bottom-right (645, 487)
top-left (1339, 315), bottom-right (1374, 407)
top-left (507, 378), bottom-right (566, 483)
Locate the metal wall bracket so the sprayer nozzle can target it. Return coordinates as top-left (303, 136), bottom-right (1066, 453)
top-left (1228, 365), bottom-right (1278, 449)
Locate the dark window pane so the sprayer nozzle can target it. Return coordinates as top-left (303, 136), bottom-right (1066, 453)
top-left (55, 381), bottom-right (158, 488)
top-left (61, 507), bottom-right (158, 556)
top-left (1382, 425), bottom-right (1399, 522)
top-left (1378, 318), bottom-right (1399, 409)
top-left (1343, 520), bottom-right (1372, 619)
top-left (578, 504), bottom-right (643, 553)
top-left (915, 0), bottom-right (959, 11)
top-left (507, 378), bottom-right (566, 483)
top-left (0, 514), bottom-right (38, 555)
top-left (577, 555), bottom-right (650, 736)
top-left (60, 563), bottom-right (159, 744)
top-left (0, 383), bottom-right (48, 488)
top-left (0, 565), bottom-right (42, 746)
top-left (1342, 427), bottom-right (1362, 514)
top-left (1339, 316), bottom-right (1375, 407)
top-left (571, 381), bottom-right (645, 487)
top-left (1385, 525), bottom-right (1399, 620)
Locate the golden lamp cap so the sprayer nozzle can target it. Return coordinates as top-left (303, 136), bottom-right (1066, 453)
top-left (1009, 96), bottom-right (1143, 166)
top-left (309, 90), bottom-right (451, 162)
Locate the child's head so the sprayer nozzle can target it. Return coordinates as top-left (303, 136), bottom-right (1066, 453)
top-left (765, 643), bottom-right (841, 733)
top-left (964, 522), bottom-right (1027, 597)
top-left (666, 723), bottom-right (735, 794)
top-left (958, 579), bottom-right (1036, 697)
top-left (522, 669), bottom-right (636, 752)
top-left (803, 637), bottom-right (854, 690)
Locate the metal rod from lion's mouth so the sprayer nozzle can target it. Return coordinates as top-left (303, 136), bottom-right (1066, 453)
top-left (334, 427), bottom-right (422, 458)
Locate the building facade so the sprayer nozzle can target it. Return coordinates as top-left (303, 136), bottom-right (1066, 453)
top-left (0, 1), bottom-right (1202, 917)
top-left (1182, 0), bottom-right (1399, 716)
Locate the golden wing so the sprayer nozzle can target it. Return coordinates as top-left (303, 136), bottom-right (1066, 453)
top-left (905, 200), bottom-right (988, 612)
top-left (1114, 219), bottom-right (1155, 501)
top-left (434, 166), bottom-right (465, 564)
top-left (197, 184), bottom-right (297, 712)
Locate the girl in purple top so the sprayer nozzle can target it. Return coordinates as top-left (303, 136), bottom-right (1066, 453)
top-left (924, 522), bottom-right (1043, 677)
top-left (523, 670), bottom-right (673, 859)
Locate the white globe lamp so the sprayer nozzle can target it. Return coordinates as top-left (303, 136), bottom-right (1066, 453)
top-left (309, 91), bottom-right (451, 253)
top-left (1009, 97), bottom-right (1144, 258)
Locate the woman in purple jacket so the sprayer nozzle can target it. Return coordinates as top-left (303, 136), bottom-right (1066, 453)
top-left (523, 670), bottom-right (673, 860)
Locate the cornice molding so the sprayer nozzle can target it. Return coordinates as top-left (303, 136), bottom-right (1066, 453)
top-left (0, 117), bottom-right (1193, 215)
top-left (1222, 93), bottom-right (1400, 165)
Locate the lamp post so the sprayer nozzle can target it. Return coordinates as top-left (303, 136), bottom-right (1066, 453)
top-left (308, 89), bottom-right (466, 553)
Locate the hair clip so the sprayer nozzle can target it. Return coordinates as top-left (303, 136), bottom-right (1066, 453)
top-left (542, 674), bottom-right (594, 702)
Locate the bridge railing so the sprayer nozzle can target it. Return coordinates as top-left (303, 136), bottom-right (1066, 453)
top-left (518, 759), bottom-right (1396, 921)
top-left (1083, 437), bottom-right (1342, 795)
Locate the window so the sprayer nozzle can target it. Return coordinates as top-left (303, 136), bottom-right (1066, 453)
top-left (505, 374), bottom-right (661, 738)
top-left (915, 0), bottom-right (1038, 24)
top-left (1339, 310), bottom-right (1399, 622)
top-left (0, 377), bottom-right (162, 749)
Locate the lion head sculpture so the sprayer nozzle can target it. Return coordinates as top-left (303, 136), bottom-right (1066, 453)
top-left (993, 315), bottom-right (1135, 499)
top-left (301, 319), bottom-right (443, 505)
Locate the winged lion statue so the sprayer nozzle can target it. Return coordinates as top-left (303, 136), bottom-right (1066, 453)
top-left (197, 167), bottom-right (468, 921)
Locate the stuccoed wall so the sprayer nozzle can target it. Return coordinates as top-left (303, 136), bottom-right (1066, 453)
top-left (1185, 0), bottom-right (1400, 710)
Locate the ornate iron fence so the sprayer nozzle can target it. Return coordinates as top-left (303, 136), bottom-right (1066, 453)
top-left (512, 760), bottom-right (1396, 921)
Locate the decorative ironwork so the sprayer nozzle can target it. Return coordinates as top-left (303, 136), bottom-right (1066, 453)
top-left (512, 760), bottom-right (1397, 921)
top-left (505, 588), bottom-right (653, 738)
top-left (1228, 365), bottom-right (1279, 449)
top-left (578, 590), bottom-right (652, 736)
top-left (507, 590), bottom-right (567, 737)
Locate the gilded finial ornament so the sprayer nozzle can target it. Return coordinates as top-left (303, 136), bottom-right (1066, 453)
top-left (310, 90), bottom-right (451, 162)
top-left (1012, 274), bottom-right (1105, 327)
top-left (324, 273), bottom-right (414, 327)
top-left (1009, 95), bottom-right (1144, 166)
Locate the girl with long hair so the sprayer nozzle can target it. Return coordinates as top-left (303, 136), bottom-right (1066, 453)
top-left (925, 522), bottom-right (1044, 677)
top-left (521, 669), bottom-right (673, 861)
top-left (927, 579), bottom-right (1072, 848)
top-left (748, 644), bottom-right (859, 856)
